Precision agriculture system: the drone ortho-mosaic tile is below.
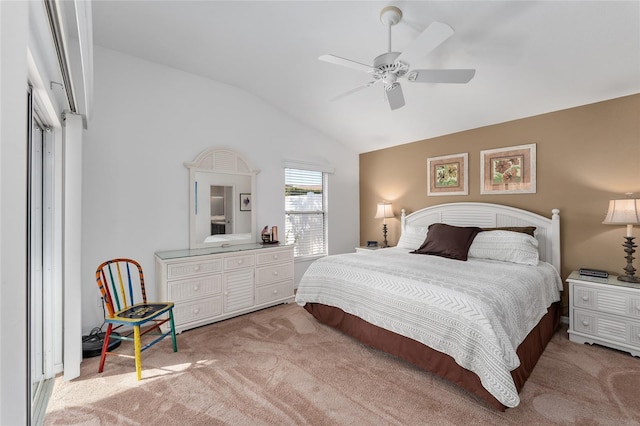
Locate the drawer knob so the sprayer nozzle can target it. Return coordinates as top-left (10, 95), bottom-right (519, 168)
top-left (193, 285), bottom-right (200, 292)
top-left (193, 308), bottom-right (200, 315)
top-left (224, 291), bottom-right (229, 296)
top-left (194, 265), bottom-right (200, 271)
top-left (273, 255), bottom-right (279, 260)
top-left (581, 319), bottom-right (590, 326)
top-left (237, 259), bottom-right (244, 265)
top-left (273, 290), bottom-right (278, 295)
top-left (273, 271), bottom-right (279, 276)
top-left (581, 295), bottom-right (589, 302)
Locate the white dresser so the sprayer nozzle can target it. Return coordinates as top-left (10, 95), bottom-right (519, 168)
top-left (567, 271), bottom-right (640, 357)
top-left (155, 244), bottom-right (294, 333)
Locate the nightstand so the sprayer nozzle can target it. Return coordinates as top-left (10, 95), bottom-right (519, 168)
top-left (567, 271), bottom-right (640, 357)
top-left (355, 246), bottom-right (380, 253)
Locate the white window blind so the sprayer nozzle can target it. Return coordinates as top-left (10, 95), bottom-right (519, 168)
top-left (285, 168), bottom-right (327, 257)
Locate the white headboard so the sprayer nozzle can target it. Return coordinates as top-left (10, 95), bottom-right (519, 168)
top-left (401, 202), bottom-right (561, 272)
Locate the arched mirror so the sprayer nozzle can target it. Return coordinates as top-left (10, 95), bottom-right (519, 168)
top-left (185, 147), bottom-right (259, 249)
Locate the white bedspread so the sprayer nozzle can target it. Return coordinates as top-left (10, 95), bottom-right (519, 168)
top-left (295, 247), bottom-right (562, 407)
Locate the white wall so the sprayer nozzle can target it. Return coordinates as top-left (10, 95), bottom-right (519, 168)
top-left (81, 46), bottom-right (360, 332)
top-left (0, 3), bottom-right (29, 424)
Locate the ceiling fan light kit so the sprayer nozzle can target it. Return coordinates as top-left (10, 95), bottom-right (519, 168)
top-left (319, 6), bottom-right (475, 110)
top-left (379, 6), bottom-right (402, 26)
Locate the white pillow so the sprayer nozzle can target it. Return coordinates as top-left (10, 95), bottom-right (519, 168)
top-left (468, 230), bottom-right (539, 265)
top-left (396, 225), bottom-right (429, 250)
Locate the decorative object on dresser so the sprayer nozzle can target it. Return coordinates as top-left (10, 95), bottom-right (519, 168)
top-left (602, 195), bottom-right (640, 283)
top-left (480, 143), bottom-right (536, 194)
top-left (155, 244), bottom-right (294, 334)
top-left (567, 271), bottom-right (640, 357)
top-left (579, 267), bottom-right (609, 279)
top-left (356, 241), bottom-right (380, 252)
top-left (261, 225), bottom-right (279, 244)
top-left (95, 258), bottom-right (178, 380)
top-left (427, 153), bottom-right (468, 196)
top-left (374, 201), bottom-right (394, 248)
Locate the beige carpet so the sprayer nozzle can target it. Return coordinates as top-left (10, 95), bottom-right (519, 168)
top-left (46, 303), bottom-right (640, 425)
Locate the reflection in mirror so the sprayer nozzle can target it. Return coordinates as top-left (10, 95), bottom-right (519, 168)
top-left (193, 171), bottom-right (252, 244)
top-left (210, 185), bottom-right (231, 235)
top-left (186, 148), bottom-right (259, 249)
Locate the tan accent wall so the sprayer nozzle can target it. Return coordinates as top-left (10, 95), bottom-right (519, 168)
top-left (360, 94), bottom-right (640, 313)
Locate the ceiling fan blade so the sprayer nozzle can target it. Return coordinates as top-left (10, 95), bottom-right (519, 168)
top-left (396, 21), bottom-right (454, 65)
top-left (318, 54), bottom-right (376, 74)
top-left (329, 81), bottom-right (378, 102)
top-left (385, 83), bottom-right (405, 110)
top-left (407, 69), bottom-right (476, 84)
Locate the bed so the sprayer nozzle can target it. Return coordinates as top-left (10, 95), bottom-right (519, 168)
top-left (295, 202), bottom-right (562, 411)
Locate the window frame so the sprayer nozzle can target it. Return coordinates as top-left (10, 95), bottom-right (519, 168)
top-left (283, 160), bottom-right (334, 260)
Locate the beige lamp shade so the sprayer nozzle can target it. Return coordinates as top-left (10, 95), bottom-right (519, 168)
top-left (602, 199), bottom-right (640, 225)
top-left (603, 198), bottom-right (640, 237)
top-left (374, 202), bottom-right (394, 220)
top-left (603, 197), bottom-right (640, 283)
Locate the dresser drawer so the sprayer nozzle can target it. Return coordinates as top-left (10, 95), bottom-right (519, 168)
top-left (256, 248), bottom-right (293, 265)
top-left (223, 254), bottom-right (254, 270)
top-left (256, 263), bottom-right (293, 286)
top-left (167, 274), bottom-right (222, 302)
top-left (173, 296), bottom-right (222, 325)
top-left (256, 281), bottom-right (293, 305)
top-left (573, 308), bottom-right (630, 344)
top-left (573, 284), bottom-right (631, 317)
top-left (166, 258), bottom-right (222, 279)
top-left (629, 296), bottom-right (640, 320)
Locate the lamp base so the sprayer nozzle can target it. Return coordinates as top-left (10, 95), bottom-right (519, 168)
top-left (619, 236), bottom-right (638, 283)
top-left (618, 275), bottom-right (640, 284)
top-left (381, 223), bottom-right (388, 248)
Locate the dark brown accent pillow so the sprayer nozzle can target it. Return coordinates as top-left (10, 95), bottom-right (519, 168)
top-left (411, 223), bottom-right (482, 261)
top-left (480, 226), bottom-right (536, 237)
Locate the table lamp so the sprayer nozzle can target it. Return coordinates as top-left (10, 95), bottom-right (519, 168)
top-left (602, 196), bottom-right (640, 283)
top-left (375, 202), bottom-right (394, 248)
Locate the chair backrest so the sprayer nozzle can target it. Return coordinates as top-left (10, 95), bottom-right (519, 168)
top-left (96, 258), bottom-right (147, 318)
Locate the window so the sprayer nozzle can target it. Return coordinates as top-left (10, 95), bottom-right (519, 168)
top-left (284, 168), bottom-right (327, 258)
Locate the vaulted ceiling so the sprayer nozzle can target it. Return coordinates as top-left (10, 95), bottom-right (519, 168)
top-left (90, 1), bottom-right (640, 153)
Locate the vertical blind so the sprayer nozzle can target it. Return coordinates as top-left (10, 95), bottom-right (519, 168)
top-left (284, 168), bottom-right (326, 257)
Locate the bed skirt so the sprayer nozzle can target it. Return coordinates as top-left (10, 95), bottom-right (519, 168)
top-left (303, 301), bottom-right (561, 411)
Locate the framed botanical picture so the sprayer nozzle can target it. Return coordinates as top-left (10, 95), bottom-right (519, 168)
top-left (480, 143), bottom-right (536, 194)
top-left (239, 193), bottom-right (252, 211)
top-left (427, 153), bottom-right (468, 196)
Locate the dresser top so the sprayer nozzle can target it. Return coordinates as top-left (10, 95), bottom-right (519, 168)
top-left (155, 243), bottom-right (290, 260)
top-left (567, 270), bottom-right (640, 290)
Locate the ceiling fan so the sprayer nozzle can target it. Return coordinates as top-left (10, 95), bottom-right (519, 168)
top-left (319, 6), bottom-right (475, 110)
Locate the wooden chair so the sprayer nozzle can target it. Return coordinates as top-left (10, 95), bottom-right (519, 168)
top-left (95, 258), bottom-right (177, 380)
